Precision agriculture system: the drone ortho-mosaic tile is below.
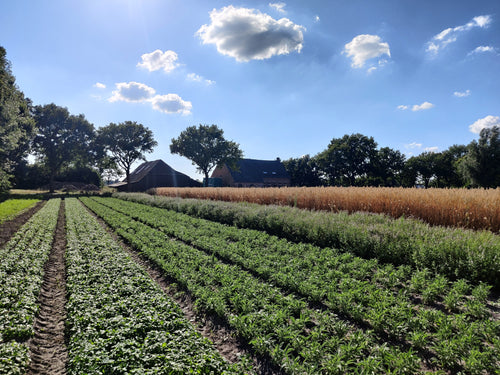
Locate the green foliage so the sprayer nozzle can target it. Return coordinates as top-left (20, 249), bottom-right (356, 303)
top-left (282, 154), bottom-right (322, 186)
top-left (115, 192), bottom-right (500, 289)
top-left (32, 104), bottom-right (96, 192)
top-left (65, 198), bottom-right (243, 374)
top-left (97, 121), bottom-right (157, 190)
top-left (0, 46), bottom-right (35, 194)
top-left (0, 198), bottom-right (39, 223)
top-left (83, 197), bottom-right (500, 373)
top-left (170, 124), bottom-right (243, 182)
top-left (460, 126), bottom-right (500, 187)
top-left (0, 199), bottom-right (60, 374)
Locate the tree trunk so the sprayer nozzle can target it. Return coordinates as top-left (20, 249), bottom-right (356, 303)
top-left (126, 168), bottom-right (131, 192)
top-left (49, 170), bottom-right (55, 194)
top-left (204, 171), bottom-right (209, 187)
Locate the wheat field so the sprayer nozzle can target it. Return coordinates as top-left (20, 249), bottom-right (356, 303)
top-left (153, 187), bottom-right (500, 232)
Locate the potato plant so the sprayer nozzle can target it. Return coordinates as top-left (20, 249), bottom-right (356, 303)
top-left (0, 199), bottom-right (60, 374)
top-left (64, 198), bottom-right (245, 374)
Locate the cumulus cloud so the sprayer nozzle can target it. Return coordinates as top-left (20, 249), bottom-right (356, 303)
top-left (468, 45), bottom-right (497, 55)
top-left (426, 15), bottom-right (492, 55)
top-left (187, 73), bottom-right (215, 85)
top-left (454, 90), bottom-right (471, 97)
top-left (197, 6), bottom-right (305, 62)
top-left (469, 115), bottom-right (500, 134)
top-left (344, 34), bottom-right (390, 68)
top-left (94, 82), bottom-right (106, 89)
top-left (412, 102), bottom-right (434, 111)
top-left (151, 94), bottom-right (192, 115)
top-left (269, 2), bottom-right (286, 13)
top-left (405, 142), bottom-right (423, 149)
top-left (109, 82), bottom-right (156, 102)
top-left (424, 146), bottom-right (439, 153)
top-left (137, 49), bottom-right (179, 73)
top-left (398, 102), bottom-right (434, 111)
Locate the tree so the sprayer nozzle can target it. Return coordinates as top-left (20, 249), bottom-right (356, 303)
top-left (432, 145), bottom-right (468, 187)
top-left (460, 126), bottom-right (500, 187)
top-left (282, 155), bottom-right (323, 186)
top-left (316, 133), bottom-right (378, 186)
top-left (98, 121), bottom-right (157, 191)
top-left (403, 151), bottom-right (439, 188)
top-left (170, 124), bottom-right (242, 184)
top-left (32, 104), bottom-right (96, 193)
top-left (368, 147), bottom-right (406, 186)
top-left (0, 46), bottom-right (35, 192)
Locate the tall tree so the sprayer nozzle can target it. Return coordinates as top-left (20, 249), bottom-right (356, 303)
top-left (32, 104), bottom-right (96, 193)
top-left (316, 133), bottom-right (378, 186)
top-left (282, 155), bottom-right (323, 186)
top-left (432, 145), bottom-right (468, 187)
top-left (460, 126), bottom-right (500, 187)
top-left (368, 147), bottom-right (406, 186)
top-left (0, 46), bottom-right (35, 192)
top-left (170, 124), bottom-right (242, 184)
top-left (98, 121), bottom-right (157, 191)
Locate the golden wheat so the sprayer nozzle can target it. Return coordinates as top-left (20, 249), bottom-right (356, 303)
top-left (152, 187), bottom-right (500, 232)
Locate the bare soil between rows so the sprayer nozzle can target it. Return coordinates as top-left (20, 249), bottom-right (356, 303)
top-left (27, 199), bottom-right (68, 375)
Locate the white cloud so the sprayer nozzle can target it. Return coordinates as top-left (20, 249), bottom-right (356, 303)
top-left (137, 49), bottom-right (179, 73)
top-left (109, 82), bottom-right (156, 102)
top-left (187, 73), bottom-right (215, 85)
top-left (197, 6), bottom-right (305, 62)
top-left (468, 45), bottom-right (497, 55)
top-left (412, 102), bottom-right (434, 111)
top-left (269, 2), bottom-right (286, 13)
top-left (469, 115), bottom-right (500, 134)
top-left (94, 82), bottom-right (106, 89)
top-left (367, 67), bottom-right (377, 74)
top-left (454, 89), bottom-right (471, 97)
top-left (426, 15), bottom-right (492, 55)
top-left (405, 142), bottom-right (423, 149)
top-left (398, 105), bottom-right (409, 110)
top-left (424, 146), bottom-right (439, 153)
top-left (151, 94), bottom-right (192, 115)
top-left (314, 15), bottom-right (320, 23)
top-left (344, 34), bottom-right (390, 68)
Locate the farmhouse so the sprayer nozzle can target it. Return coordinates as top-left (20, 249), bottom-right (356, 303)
top-left (109, 159), bottom-right (200, 192)
top-left (211, 158), bottom-right (291, 187)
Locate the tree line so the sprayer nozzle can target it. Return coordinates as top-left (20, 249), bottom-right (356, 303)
top-left (282, 131), bottom-right (500, 188)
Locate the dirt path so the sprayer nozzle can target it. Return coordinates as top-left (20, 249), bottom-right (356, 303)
top-left (27, 199), bottom-right (68, 375)
top-left (0, 200), bottom-right (45, 248)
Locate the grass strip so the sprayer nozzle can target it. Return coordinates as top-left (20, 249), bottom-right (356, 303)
top-left (0, 199), bottom-right (39, 223)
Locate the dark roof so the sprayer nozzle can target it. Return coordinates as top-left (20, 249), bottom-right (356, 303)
top-left (227, 158), bottom-right (290, 183)
top-left (127, 160), bottom-right (164, 183)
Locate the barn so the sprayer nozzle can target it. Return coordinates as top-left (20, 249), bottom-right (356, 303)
top-left (109, 159), bottom-right (200, 192)
top-left (211, 158), bottom-right (291, 187)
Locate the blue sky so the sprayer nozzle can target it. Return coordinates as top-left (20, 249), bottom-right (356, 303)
top-left (1, 0), bottom-right (499, 180)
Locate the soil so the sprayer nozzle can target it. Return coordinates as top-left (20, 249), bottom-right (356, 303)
top-left (26, 199), bottom-right (68, 375)
top-left (79, 200), bottom-right (281, 375)
top-left (0, 201), bottom-right (45, 248)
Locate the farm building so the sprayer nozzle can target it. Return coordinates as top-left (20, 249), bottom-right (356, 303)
top-left (109, 159), bottom-right (200, 192)
top-left (211, 158), bottom-right (291, 187)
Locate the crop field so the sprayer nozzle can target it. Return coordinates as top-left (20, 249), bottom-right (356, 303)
top-left (152, 187), bottom-right (500, 232)
top-left (0, 198), bottom-right (40, 224)
top-left (1, 195), bottom-right (499, 374)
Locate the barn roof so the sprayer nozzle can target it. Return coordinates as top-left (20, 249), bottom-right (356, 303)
top-left (227, 158), bottom-right (290, 183)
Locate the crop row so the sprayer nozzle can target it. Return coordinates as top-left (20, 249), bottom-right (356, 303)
top-left (152, 187), bottom-right (500, 232)
top-left (64, 198), bottom-right (244, 374)
top-left (87, 197), bottom-right (500, 374)
top-left (0, 198), bottom-right (40, 223)
top-left (82, 196), bottom-right (450, 374)
top-left (0, 199), bottom-right (60, 375)
top-left (114, 192), bottom-right (500, 289)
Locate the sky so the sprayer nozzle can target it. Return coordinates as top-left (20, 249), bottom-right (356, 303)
top-left (1, 0), bottom-right (499, 180)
